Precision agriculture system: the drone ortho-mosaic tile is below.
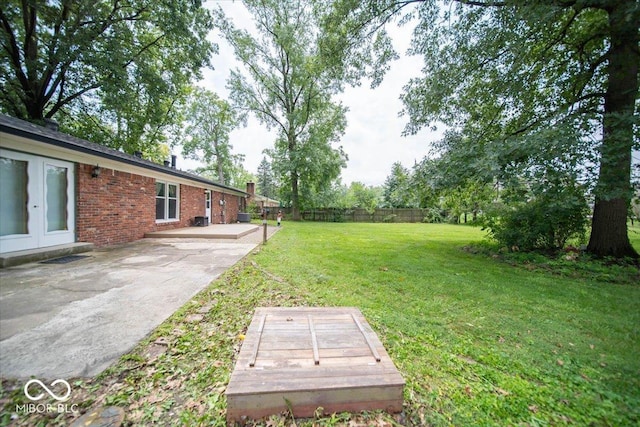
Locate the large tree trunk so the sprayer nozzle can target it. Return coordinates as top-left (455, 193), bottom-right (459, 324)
top-left (287, 132), bottom-right (302, 220)
top-left (587, 1), bottom-right (639, 259)
top-left (290, 170), bottom-right (301, 220)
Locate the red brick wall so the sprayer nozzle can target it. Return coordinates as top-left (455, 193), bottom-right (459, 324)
top-left (76, 164), bottom-right (241, 246)
top-left (210, 191), bottom-right (222, 224)
top-left (210, 191), bottom-right (241, 224)
top-left (176, 185), bottom-right (205, 228)
top-left (226, 193), bottom-right (241, 223)
top-left (76, 164), bottom-right (155, 246)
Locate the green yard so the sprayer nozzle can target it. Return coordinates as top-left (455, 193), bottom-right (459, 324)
top-left (249, 223), bottom-right (640, 425)
top-left (3, 223), bottom-right (639, 426)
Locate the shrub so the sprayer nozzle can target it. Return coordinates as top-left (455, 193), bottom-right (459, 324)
top-left (422, 208), bottom-right (444, 223)
top-left (484, 186), bottom-right (589, 252)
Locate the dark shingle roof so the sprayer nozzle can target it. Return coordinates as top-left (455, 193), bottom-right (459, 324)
top-left (0, 114), bottom-right (247, 195)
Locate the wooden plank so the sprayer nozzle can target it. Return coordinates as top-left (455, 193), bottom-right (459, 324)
top-left (235, 355), bottom-right (387, 370)
top-left (248, 314), bottom-right (266, 367)
top-left (316, 334), bottom-right (367, 349)
top-left (227, 372), bottom-right (404, 395)
top-left (228, 361), bottom-right (403, 386)
top-left (254, 339), bottom-right (313, 351)
top-left (229, 362), bottom-right (402, 379)
top-left (264, 320), bottom-right (357, 331)
top-left (259, 330), bottom-right (316, 340)
top-left (308, 315), bottom-right (320, 365)
top-left (227, 386), bottom-right (403, 421)
top-left (227, 307), bottom-right (404, 423)
top-left (227, 385), bottom-right (403, 407)
top-left (351, 313), bottom-right (382, 362)
top-left (251, 347), bottom-right (375, 360)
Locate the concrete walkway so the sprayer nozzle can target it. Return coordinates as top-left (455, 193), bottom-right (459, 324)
top-left (0, 225), bottom-right (278, 379)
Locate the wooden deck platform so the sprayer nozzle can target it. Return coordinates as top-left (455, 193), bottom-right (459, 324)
top-left (226, 307), bottom-right (404, 423)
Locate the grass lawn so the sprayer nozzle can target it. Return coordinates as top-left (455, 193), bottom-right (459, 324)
top-left (2, 223), bottom-right (639, 426)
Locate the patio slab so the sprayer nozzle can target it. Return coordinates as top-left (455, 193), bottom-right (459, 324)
top-left (144, 223), bottom-right (259, 239)
top-left (0, 226), bottom-right (278, 380)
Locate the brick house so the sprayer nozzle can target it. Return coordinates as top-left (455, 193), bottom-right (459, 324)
top-left (0, 114), bottom-right (248, 255)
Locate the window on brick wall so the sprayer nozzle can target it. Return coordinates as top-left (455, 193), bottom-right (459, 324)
top-left (156, 182), bottom-right (179, 221)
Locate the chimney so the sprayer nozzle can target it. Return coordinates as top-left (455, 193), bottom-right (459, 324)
top-left (171, 155), bottom-right (177, 169)
top-left (43, 118), bottom-right (59, 131)
top-left (246, 182), bottom-right (255, 196)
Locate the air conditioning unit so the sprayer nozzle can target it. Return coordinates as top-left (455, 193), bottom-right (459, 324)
top-left (194, 216), bottom-right (209, 227)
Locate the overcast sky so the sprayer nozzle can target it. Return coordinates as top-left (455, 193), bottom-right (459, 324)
top-left (182, 0), bottom-right (443, 187)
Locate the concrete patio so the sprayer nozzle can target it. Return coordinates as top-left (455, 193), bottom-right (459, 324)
top-left (0, 224), bottom-right (261, 268)
top-left (144, 223), bottom-right (259, 239)
top-left (0, 225), bottom-right (278, 380)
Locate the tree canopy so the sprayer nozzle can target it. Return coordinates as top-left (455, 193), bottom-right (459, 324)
top-left (256, 156), bottom-right (277, 199)
top-left (324, 0), bottom-right (639, 258)
top-left (215, 0), bottom-right (347, 220)
top-left (181, 88), bottom-right (245, 185)
top-left (1, 0), bottom-right (214, 158)
top-left (383, 161), bottom-right (415, 208)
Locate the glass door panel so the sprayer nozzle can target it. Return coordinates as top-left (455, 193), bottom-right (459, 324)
top-left (0, 150), bottom-right (75, 253)
top-left (0, 157), bottom-right (29, 236)
top-left (45, 164), bottom-right (69, 232)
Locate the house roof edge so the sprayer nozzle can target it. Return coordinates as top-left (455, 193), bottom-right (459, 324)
top-left (0, 114), bottom-right (248, 196)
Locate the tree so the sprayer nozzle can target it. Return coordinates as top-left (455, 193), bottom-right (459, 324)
top-left (225, 159), bottom-right (256, 190)
top-left (1, 0), bottom-right (214, 156)
top-left (181, 88), bottom-right (244, 185)
top-left (256, 156), bottom-right (277, 198)
top-left (383, 161), bottom-right (415, 208)
top-left (215, 0), bottom-right (347, 220)
top-left (324, 0), bottom-right (639, 258)
top-left (348, 181), bottom-right (382, 212)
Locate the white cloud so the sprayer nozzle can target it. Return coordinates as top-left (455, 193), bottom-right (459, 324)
top-left (181, 0), bottom-right (443, 186)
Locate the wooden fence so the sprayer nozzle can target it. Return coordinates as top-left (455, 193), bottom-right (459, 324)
top-left (299, 208), bottom-right (432, 223)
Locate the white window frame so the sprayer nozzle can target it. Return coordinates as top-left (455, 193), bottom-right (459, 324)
top-left (155, 181), bottom-right (180, 223)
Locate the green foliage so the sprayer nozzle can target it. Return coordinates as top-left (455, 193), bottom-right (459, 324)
top-left (422, 207), bottom-right (444, 223)
top-left (301, 181), bottom-right (383, 211)
top-left (319, 0), bottom-right (399, 88)
top-left (479, 126), bottom-right (592, 251)
top-left (215, 0), bottom-right (347, 219)
top-left (256, 157), bottom-right (277, 199)
top-left (226, 164), bottom-right (257, 191)
top-left (383, 162), bottom-right (416, 208)
top-left (484, 189), bottom-right (589, 252)
top-left (267, 100), bottom-right (348, 212)
top-left (1, 0), bottom-right (214, 158)
top-left (346, 181), bottom-right (381, 213)
top-left (181, 88), bottom-right (245, 185)
top-left (323, 0), bottom-right (639, 257)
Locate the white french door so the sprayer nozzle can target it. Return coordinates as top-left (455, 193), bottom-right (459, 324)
top-left (0, 149), bottom-right (75, 253)
top-left (205, 191), bottom-right (212, 223)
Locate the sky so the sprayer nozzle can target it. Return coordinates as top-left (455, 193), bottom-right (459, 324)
top-left (182, 0), bottom-right (444, 187)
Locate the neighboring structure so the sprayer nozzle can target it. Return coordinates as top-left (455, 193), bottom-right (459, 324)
top-left (0, 114), bottom-right (248, 255)
top-left (245, 182), bottom-right (280, 208)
